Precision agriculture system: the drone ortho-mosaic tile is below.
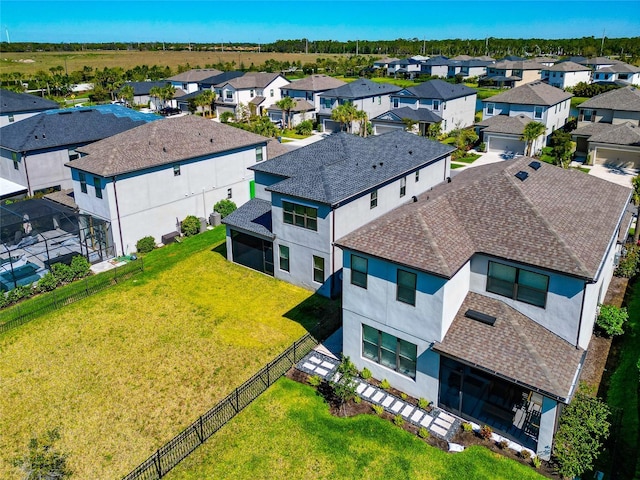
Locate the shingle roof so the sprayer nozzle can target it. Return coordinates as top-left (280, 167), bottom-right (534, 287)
top-left (404, 79), bottom-right (477, 101)
top-left (336, 158), bottom-right (631, 281)
top-left (266, 99), bottom-right (315, 112)
top-left (219, 72), bottom-right (286, 89)
top-left (476, 114), bottom-right (532, 134)
top-left (251, 131), bottom-right (455, 206)
top-left (319, 78), bottom-right (402, 99)
top-left (0, 89), bottom-right (59, 114)
top-left (372, 107), bottom-right (443, 123)
top-left (69, 115), bottom-right (269, 177)
top-left (199, 71), bottom-right (245, 86)
top-left (286, 75), bottom-right (347, 92)
top-left (599, 63), bottom-right (640, 74)
top-left (579, 86), bottom-right (640, 112)
top-left (0, 105), bottom-right (157, 152)
top-left (485, 81), bottom-right (572, 106)
top-left (221, 198), bottom-right (274, 239)
top-left (121, 81), bottom-right (170, 96)
top-left (492, 60), bottom-right (544, 70)
top-left (167, 69), bottom-right (223, 82)
top-left (249, 96), bottom-right (265, 106)
top-left (422, 56), bottom-right (451, 66)
top-left (374, 57), bottom-right (400, 64)
top-left (587, 122), bottom-right (640, 146)
top-left (546, 61), bottom-right (591, 72)
top-left (433, 292), bottom-right (585, 401)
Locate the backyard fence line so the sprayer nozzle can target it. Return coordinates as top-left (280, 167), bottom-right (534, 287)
top-left (122, 332), bottom-right (319, 480)
top-left (0, 259), bottom-right (144, 335)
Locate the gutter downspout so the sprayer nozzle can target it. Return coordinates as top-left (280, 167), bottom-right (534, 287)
top-left (331, 207), bottom-right (336, 299)
top-left (22, 152), bottom-right (31, 195)
top-left (112, 176), bottom-right (125, 256)
top-left (576, 281), bottom-right (588, 348)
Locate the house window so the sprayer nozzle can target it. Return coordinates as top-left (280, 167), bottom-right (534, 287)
top-left (378, 96), bottom-right (381, 105)
top-left (400, 177), bottom-right (406, 197)
top-left (79, 172), bottom-right (87, 193)
top-left (397, 269), bottom-right (417, 306)
top-left (433, 100), bottom-right (440, 111)
top-left (227, 188), bottom-right (232, 199)
top-left (12, 151), bottom-right (19, 170)
top-left (370, 190), bottom-right (378, 209)
top-left (582, 109), bottom-right (595, 122)
top-left (393, 98), bottom-right (399, 108)
top-left (351, 254), bottom-right (368, 289)
top-left (279, 245), bottom-right (290, 272)
top-left (486, 261), bottom-right (549, 308)
top-left (415, 170), bottom-right (420, 182)
top-left (255, 146), bottom-right (263, 162)
top-left (486, 103), bottom-right (495, 115)
top-left (173, 165), bottom-right (181, 176)
top-left (93, 176), bottom-right (103, 199)
top-left (313, 256), bottom-right (324, 283)
top-left (225, 90), bottom-right (233, 100)
top-left (533, 106), bottom-right (544, 120)
top-left (283, 200), bottom-right (317, 231)
top-left (270, 89), bottom-right (274, 97)
top-left (362, 325), bottom-right (417, 379)
top-left (8, 114), bottom-right (14, 122)
top-left (250, 89), bottom-right (255, 97)
top-left (68, 148), bottom-right (79, 161)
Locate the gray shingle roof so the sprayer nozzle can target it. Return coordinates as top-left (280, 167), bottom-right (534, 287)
top-left (220, 73), bottom-right (286, 89)
top-left (251, 131), bottom-right (455, 206)
top-left (336, 157), bottom-right (631, 281)
top-left (372, 107), bottom-right (443, 123)
top-left (221, 198), bottom-right (274, 239)
top-left (485, 81), bottom-right (572, 106)
top-left (433, 292), bottom-right (585, 401)
top-left (587, 122), bottom-right (640, 146)
top-left (286, 75), bottom-right (346, 92)
top-left (579, 86), bottom-right (640, 112)
top-left (266, 99), bottom-right (315, 112)
top-left (403, 79), bottom-right (477, 101)
top-left (167, 69), bottom-right (224, 82)
top-left (599, 63), bottom-right (640, 74)
top-left (546, 61), bottom-right (591, 72)
top-left (0, 89), bottom-right (59, 114)
top-left (70, 115), bottom-right (270, 177)
top-left (121, 81), bottom-right (169, 96)
top-left (319, 78), bottom-right (402, 99)
top-left (492, 60), bottom-right (545, 70)
top-left (0, 106), bottom-right (155, 152)
top-left (476, 114), bottom-right (532, 135)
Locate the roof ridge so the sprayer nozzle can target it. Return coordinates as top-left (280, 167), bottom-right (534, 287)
top-left (416, 200), bottom-right (453, 277)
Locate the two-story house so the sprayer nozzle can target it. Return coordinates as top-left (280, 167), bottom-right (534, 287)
top-left (167, 69), bottom-right (223, 94)
top-left (317, 78), bottom-right (402, 133)
top-left (420, 56), bottom-right (451, 78)
top-left (387, 58), bottom-right (424, 79)
top-left (221, 131), bottom-right (455, 298)
top-left (483, 60), bottom-right (544, 88)
top-left (175, 71), bottom-right (245, 113)
top-left (372, 80), bottom-right (477, 135)
top-left (214, 72), bottom-right (290, 119)
top-left (478, 81), bottom-right (572, 154)
top-left (592, 62), bottom-right (640, 86)
top-left (66, 115), bottom-right (282, 256)
top-left (572, 86), bottom-right (640, 169)
top-left (0, 105), bottom-right (159, 196)
top-left (0, 89), bottom-right (58, 127)
top-left (446, 58), bottom-right (493, 80)
top-left (119, 81), bottom-right (172, 109)
top-left (372, 57), bottom-right (400, 72)
top-left (336, 158), bottom-right (631, 460)
top-left (541, 61), bottom-right (592, 89)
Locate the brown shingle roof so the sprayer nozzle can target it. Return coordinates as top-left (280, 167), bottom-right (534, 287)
top-left (286, 75), bottom-right (346, 92)
top-left (492, 60), bottom-right (545, 71)
top-left (547, 61), bottom-right (591, 72)
top-left (486, 81), bottom-right (572, 106)
top-left (221, 72), bottom-right (287, 89)
top-left (476, 114), bottom-right (532, 134)
top-left (336, 158), bottom-right (631, 280)
top-left (588, 122), bottom-right (640, 146)
top-left (70, 116), bottom-right (270, 177)
top-left (433, 292), bottom-right (585, 401)
top-left (579, 86), bottom-right (640, 112)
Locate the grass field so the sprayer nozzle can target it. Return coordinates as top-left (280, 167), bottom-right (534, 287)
top-left (0, 227), bottom-right (339, 479)
top-left (166, 378), bottom-right (545, 480)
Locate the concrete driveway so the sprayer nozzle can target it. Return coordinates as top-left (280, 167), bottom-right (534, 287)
top-left (586, 163), bottom-right (638, 188)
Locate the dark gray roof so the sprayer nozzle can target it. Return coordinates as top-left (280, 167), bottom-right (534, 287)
top-left (167, 69), bottom-right (223, 82)
top-left (222, 198), bottom-right (274, 239)
top-left (486, 81), bottom-right (572, 106)
top-left (70, 115), bottom-right (269, 177)
top-left (0, 89), bottom-right (59, 114)
top-left (319, 78), bottom-right (402, 100)
top-left (599, 63), bottom-right (640, 74)
top-left (476, 114), bottom-right (532, 134)
top-left (286, 75), bottom-right (347, 92)
top-left (546, 61), bottom-right (591, 72)
top-left (199, 71), bottom-right (245, 87)
top-left (372, 107), bottom-right (443, 123)
top-left (484, 75), bottom-right (521, 82)
top-left (337, 157), bottom-right (631, 281)
top-left (267, 99), bottom-right (315, 112)
top-left (422, 56), bottom-right (451, 66)
top-left (402, 79), bottom-right (477, 101)
top-left (433, 292), bottom-right (585, 401)
top-left (579, 86), bottom-right (640, 112)
top-left (587, 122), bottom-right (640, 146)
top-left (0, 106), bottom-right (154, 152)
top-left (251, 131), bottom-right (455, 206)
top-left (121, 81), bottom-right (170, 96)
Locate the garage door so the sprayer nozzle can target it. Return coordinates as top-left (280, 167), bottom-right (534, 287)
top-left (487, 135), bottom-right (525, 155)
top-left (323, 120), bottom-right (342, 133)
top-left (374, 124), bottom-right (404, 135)
top-left (594, 147), bottom-right (640, 169)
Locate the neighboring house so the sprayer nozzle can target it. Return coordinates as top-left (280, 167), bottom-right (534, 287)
top-left (175, 71), bottom-right (245, 112)
top-left (281, 74), bottom-right (347, 112)
top-left (572, 86), bottom-right (640, 169)
top-left (479, 81), bottom-right (572, 153)
top-left (541, 61), bottom-right (592, 89)
top-left (214, 72), bottom-right (290, 119)
top-left (387, 58), bottom-right (424, 78)
top-left (420, 56), bottom-right (451, 78)
top-left (446, 58), bottom-right (493, 80)
top-left (592, 62), bottom-right (640, 86)
top-left (0, 105), bottom-right (159, 195)
top-left (120, 81), bottom-right (172, 109)
top-left (66, 115), bottom-right (281, 256)
top-left (317, 78), bottom-right (402, 133)
top-left (0, 89), bottom-right (58, 127)
top-left (266, 100), bottom-right (316, 128)
top-left (336, 158), bottom-right (631, 460)
top-left (167, 69), bottom-right (223, 94)
top-left (484, 60), bottom-right (544, 88)
top-left (476, 114), bottom-right (535, 154)
top-left (371, 107), bottom-right (443, 136)
top-left (529, 57), bottom-right (557, 67)
top-left (372, 57), bottom-right (400, 71)
top-left (221, 131), bottom-right (455, 298)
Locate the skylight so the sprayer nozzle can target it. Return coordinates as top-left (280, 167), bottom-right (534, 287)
top-left (515, 171), bottom-right (529, 181)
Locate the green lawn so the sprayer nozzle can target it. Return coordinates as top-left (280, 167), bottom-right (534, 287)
top-left (571, 96), bottom-right (589, 109)
top-left (334, 75), bottom-right (417, 88)
top-left (0, 227), bottom-right (339, 479)
top-left (166, 378), bottom-right (545, 480)
top-left (465, 84), bottom-right (506, 101)
top-left (454, 153), bottom-right (481, 164)
top-left (451, 163), bottom-right (466, 169)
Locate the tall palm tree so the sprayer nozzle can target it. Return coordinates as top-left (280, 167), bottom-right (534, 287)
top-left (354, 109), bottom-right (368, 137)
top-left (520, 121), bottom-right (546, 157)
top-left (331, 101), bottom-right (357, 133)
top-left (632, 174), bottom-right (640, 244)
top-left (118, 85), bottom-right (134, 106)
top-left (196, 90), bottom-right (215, 117)
top-left (275, 96), bottom-right (296, 129)
top-left (149, 86), bottom-right (163, 111)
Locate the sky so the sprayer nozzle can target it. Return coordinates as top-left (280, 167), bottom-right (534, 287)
top-left (1, 0), bottom-right (639, 44)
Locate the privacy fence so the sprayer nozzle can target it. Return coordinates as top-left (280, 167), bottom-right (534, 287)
top-left (0, 259), bottom-right (144, 334)
top-left (122, 332), bottom-right (320, 480)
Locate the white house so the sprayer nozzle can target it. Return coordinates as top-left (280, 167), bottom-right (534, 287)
top-left (66, 116), bottom-right (284, 256)
top-left (167, 69), bottom-right (223, 94)
top-left (221, 130), bottom-right (455, 298)
top-left (214, 72), bottom-right (290, 119)
top-left (483, 60), bottom-right (544, 88)
top-left (592, 63), bottom-right (640, 86)
top-left (420, 56), bottom-right (451, 78)
top-left (337, 158), bottom-right (631, 460)
top-left (542, 61), bottom-right (592, 89)
top-left (0, 89), bottom-right (58, 127)
top-left (279, 75), bottom-right (346, 113)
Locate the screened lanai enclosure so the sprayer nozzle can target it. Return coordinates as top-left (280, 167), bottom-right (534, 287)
top-left (0, 199), bottom-right (114, 292)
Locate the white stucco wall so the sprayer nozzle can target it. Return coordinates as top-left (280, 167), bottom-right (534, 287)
top-left (0, 147), bottom-right (78, 195)
top-left (0, 111), bottom-right (43, 128)
top-left (440, 94), bottom-right (477, 132)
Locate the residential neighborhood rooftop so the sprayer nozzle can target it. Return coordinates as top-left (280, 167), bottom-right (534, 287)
top-left (485, 81), bottom-right (572, 106)
top-left (120, 81), bottom-right (170, 96)
top-left (575, 122), bottom-right (640, 146)
top-left (579, 86), bottom-right (640, 111)
top-left (285, 75), bottom-right (346, 92)
top-left (546, 61), bottom-right (591, 72)
top-left (167, 68), bottom-right (223, 82)
top-left (476, 114), bottom-right (532, 134)
top-left (372, 106), bottom-right (443, 123)
top-left (218, 72), bottom-right (284, 89)
top-left (403, 79), bottom-right (477, 100)
top-left (319, 78), bottom-right (402, 99)
top-left (0, 89), bottom-right (59, 114)
top-left (221, 198), bottom-right (274, 239)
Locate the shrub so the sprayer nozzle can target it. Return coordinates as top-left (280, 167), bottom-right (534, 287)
top-left (461, 422), bottom-right (473, 432)
top-left (213, 199), bottom-right (237, 219)
top-left (372, 404), bottom-right (384, 416)
top-left (220, 111), bottom-right (234, 123)
top-left (478, 142), bottom-right (486, 152)
top-left (418, 398), bottom-right (429, 409)
top-left (532, 456), bottom-right (541, 469)
top-left (615, 244), bottom-right (640, 278)
top-left (479, 425), bottom-right (493, 440)
top-left (380, 379), bottom-right (391, 390)
top-left (393, 414), bottom-right (404, 427)
top-left (400, 392), bottom-right (408, 400)
top-left (7, 284), bottom-right (33, 303)
top-left (307, 375), bottom-right (322, 387)
top-left (520, 449), bottom-right (532, 460)
top-left (295, 120), bottom-right (313, 135)
top-left (354, 396), bottom-right (362, 404)
top-left (70, 255), bottom-right (90, 279)
top-left (498, 439), bottom-right (509, 449)
top-left (37, 272), bottom-right (58, 292)
top-left (596, 304), bottom-right (628, 336)
top-left (418, 427), bottom-right (430, 439)
top-left (181, 215), bottom-right (201, 237)
top-left (360, 368), bottom-right (372, 380)
top-left (0, 292), bottom-right (9, 309)
top-left (50, 263), bottom-right (74, 284)
top-left (136, 236), bottom-right (156, 254)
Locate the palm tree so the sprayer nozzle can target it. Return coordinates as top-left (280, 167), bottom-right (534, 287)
top-left (118, 85), bottom-right (134, 106)
top-left (195, 90), bottom-right (215, 117)
top-left (354, 109), bottom-right (368, 137)
top-left (160, 85), bottom-right (176, 108)
top-left (520, 121), bottom-right (546, 157)
top-left (331, 101), bottom-right (357, 133)
top-left (149, 86), bottom-right (163, 111)
top-left (632, 174), bottom-right (640, 244)
top-left (275, 96), bottom-right (296, 130)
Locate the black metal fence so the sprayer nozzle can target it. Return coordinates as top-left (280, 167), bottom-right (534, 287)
top-left (122, 332), bottom-right (319, 480)
top-left (0, 259), bottom-right (144, 335)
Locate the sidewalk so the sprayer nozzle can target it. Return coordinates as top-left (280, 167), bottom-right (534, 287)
top-left (279, 131), bottom-right (329, 149)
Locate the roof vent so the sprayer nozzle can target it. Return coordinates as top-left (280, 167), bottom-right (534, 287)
top-left (379, 162), bottom-right (383, 166)
top-left (528, 161), bottom-right (541, 170)
top-left (162, 147), bottom-right (167, 152)
top-left (515, 171), bottom-right (529, 181)
top-left (372, 164), bottom-right (376, 169)
top-left (408, 150), bottom-right (413, 155)
top-left (412, 195), bottom-right (418, 203)
top-left (210, 138), bottom-right (214, 143)
top-left (465, 309), bottom-right (496, 326)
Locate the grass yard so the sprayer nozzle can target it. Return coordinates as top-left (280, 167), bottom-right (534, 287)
top-left (453, 153), bottom-right (481, 164)
top-left (571, 96), bottom-right (589, 109)
top-left (451, 163), bottom-right (467, 169)
top-left (334, 75), bottom-right (418, 88)
top-left (0, 227), bottom-right (339, 479)
top-left (166, 378), bottom-right (545, 480)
